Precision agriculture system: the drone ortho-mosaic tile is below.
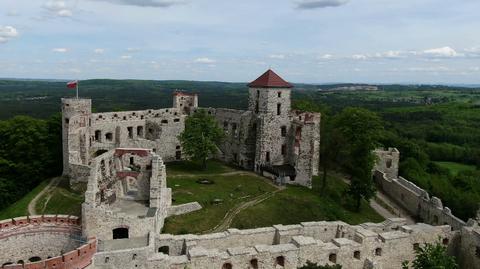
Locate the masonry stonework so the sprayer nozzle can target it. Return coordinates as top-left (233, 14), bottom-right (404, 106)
top-left (2, 71), bottom-right (480, 269)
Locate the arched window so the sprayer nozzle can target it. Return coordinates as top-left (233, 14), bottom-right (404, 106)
top-left (222, 262), bottom-right (232, 269)
top-left (29, 257), bottom-right (42, 262)
top-left (158, 246), bottom-right (169, 255)
top-left (113, 227), bottom-right (129, 239)
top-left (354, 250), bottom-right (361, 259)
top-left (329, 253), bottom-right (337, 263)
top-left (275, 256), bottom-right (285, 267)
top-left (250, 259), bottom-right (259, 269)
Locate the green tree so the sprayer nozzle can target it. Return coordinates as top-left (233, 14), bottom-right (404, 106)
top-left (299, 261), bottom-right (342, 269)
top-left (402, 241), bottom-right (458, 269)
top-left (333, 107), bottom-right (383, 211)
top-left (179, 109), bottom-right (224, 170)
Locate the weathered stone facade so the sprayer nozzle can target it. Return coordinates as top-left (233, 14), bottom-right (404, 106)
top-left (62, 70), bottom-right (321, 188)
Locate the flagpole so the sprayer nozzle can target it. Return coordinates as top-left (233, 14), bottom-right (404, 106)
top-left (76, 80), bottom-right (79, 99)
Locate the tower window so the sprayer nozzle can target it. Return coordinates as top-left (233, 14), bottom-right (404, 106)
top-left (281, 145), bottom-right (286, 156)
top-left (281, 126), bottom-right (287, 137)
top-left (65, 118), bottom-right (69, 124)
top-left (127, 127), bottom-right (133, 139)
top-left (277, 103), bottom-right (281, 115)
top-left (278, 92), bottom-right (282, 98)
top-left (266, 152), bottom-right (270, 162)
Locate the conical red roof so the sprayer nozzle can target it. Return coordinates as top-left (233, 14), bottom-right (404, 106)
top-left (248, 69), bottom-right (293, 88)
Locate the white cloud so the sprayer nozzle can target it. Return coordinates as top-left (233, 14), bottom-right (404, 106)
top-left (0, 26), bottom-right (19, 44)
top-left (94, 48), bottom-right (105, 54)
top-left (423, 46), bottom-right (460, 58)
top-left (194, 57), bottom-right (216, 64)
top-left (296, 0), bottom-right (349, 9)
top-left (90, 0), bottom-right (186, 7)
top-left (43, 0), bottom-right (73, 17)
top-left (121, 55), bottom-right (132, 59)
top-left (269, 54), bottom-right (285, 59)
top-left (6, 11), bottom-right (20, 17)
top-left (352, 54), bottom-right (368, 60)
top-left (319, 54), bottom-right (333, 59)
top-left (126, 47), bottom-right (141, 52)
top-left (52, 48), bottom-right (68, 53)
top-left (376, 50), bottom-right (404, 59)
top-left (407, 66), bottom-right (450, 72)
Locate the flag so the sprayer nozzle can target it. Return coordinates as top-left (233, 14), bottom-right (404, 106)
top-left (67, 80), bottom-right (78, 89)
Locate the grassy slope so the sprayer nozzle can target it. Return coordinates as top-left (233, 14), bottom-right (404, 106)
top-left (0, 180), bottom-right (49, 219)
top-left (164, 161), bottom-right (383, 234)
top-left (434, 161), bottom-right (477, 176)
top-left (35, 177), bottom-right (84, 216)
top-left (163, 161), bottom-right (276, 234)
top-left (230, 175), bottom-right (384, 229)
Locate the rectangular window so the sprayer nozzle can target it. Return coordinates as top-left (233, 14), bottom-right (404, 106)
top-left (277, 103), bottom-right (281, 115)
top-left (137, 126), bottom-right (144, 137)
top-left (281, 126), bottom-right (287, 137)
top-left (127, 127), bottom-right (133, 139)
top-left (266, 152), bottom-right (270, 162)
top-left (278, 92), bottom-right (282, 98)
top-left (281, 145), bottom-right (286, 156)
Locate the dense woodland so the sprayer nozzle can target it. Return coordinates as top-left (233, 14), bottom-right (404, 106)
top-left (0, 79), bottom-right (479, 221)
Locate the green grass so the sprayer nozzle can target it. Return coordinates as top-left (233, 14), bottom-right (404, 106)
top-left (163, 161), bottom-right (383, 234)
top-left (166, 160), bottom-right (236, 176)
top-left (230, 176), bottom-right (384, 229)
top-left (163, 170), bottom-right (276, 234)
top-left (434, 161), bottom-right (477, 176)
top-left (0, 180), bottom-right (50, 219)
top-left (35, 177), bottom-right (84, 216)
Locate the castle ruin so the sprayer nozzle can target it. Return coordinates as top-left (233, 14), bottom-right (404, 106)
top-left (1, 71), bottom-right (480, 269)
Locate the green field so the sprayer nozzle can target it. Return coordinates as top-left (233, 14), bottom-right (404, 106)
top-left (163, 161), bottom-right (277, 234)
top-left (163, 161), bottom-right (383, 234)
top-left (230, 175), bottom-right (384, 229)
top-left (434, 161), bottom-right (477, 176)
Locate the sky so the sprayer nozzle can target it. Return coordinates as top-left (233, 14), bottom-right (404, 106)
top-left (1, 0), bottom-right (480, 84)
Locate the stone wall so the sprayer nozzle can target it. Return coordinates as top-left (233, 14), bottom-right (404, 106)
top-left (0, 215), bottom-right (85, 266)
top-left (91, 219), bottom-right (456, 269)
top-left (373, 148), bottom-right (466, 230)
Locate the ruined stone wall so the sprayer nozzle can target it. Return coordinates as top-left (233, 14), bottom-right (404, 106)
top-left (173, 92), bottom-right (198, 115)
top-left (457, 222), bottom-right (480, 269)
top-left (91, 219), bottom-right (456, 269)
top-left (374, 148), bottom-right (466, 230)
top-left (211, 108), bottom-right (255, 169)
top-left (0, 215), bottom-right (83, 266)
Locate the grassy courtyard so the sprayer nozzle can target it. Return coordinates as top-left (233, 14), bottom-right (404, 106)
top-left (34, 177), bottom-right (84, 216)
top-left (164, 161), bottom-right (384, 234)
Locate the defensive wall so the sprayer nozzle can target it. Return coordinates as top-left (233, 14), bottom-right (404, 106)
top-left (0, 215), bottom-right (96, 269)
top-left (91, 218), bottom-right (457, 269)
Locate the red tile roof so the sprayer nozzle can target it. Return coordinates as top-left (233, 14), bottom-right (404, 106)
top-left (248, 69), bottom-right (293, 88)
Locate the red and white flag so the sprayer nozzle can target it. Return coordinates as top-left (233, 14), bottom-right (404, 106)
top-left (67, 80), bottom-right (78, 89)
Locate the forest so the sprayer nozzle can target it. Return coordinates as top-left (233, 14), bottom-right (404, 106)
top-left (0, 79), bottom-right (479, 221)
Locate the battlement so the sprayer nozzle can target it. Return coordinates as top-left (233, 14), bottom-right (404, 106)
top-left (2, 238), bottom-right (96, 269)
top-left (93, 219), bottom-right (455, 269)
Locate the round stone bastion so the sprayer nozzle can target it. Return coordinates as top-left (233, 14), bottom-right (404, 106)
top-left (0, 215), bottom-right (96, 269)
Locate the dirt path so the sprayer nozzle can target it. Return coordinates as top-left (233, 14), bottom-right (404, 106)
top-left (28, 177), bottom-right (62, 216)
top-left (206, 188), bottom-right (283, 233)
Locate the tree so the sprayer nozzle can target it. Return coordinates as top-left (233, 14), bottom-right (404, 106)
top-left (178, 109), bottom-right (224, 170)
top-left (299, 261), bottom-right (342, 269)
top-left (402, 241), bottom-right (458, 269)
top-left (333, 107), bottom-right (383, 211)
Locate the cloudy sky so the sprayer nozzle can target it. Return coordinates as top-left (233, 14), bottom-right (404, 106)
top-left (1, 0), bottom-right (480, 84)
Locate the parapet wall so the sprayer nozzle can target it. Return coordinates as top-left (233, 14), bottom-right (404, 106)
top-left (374, 170), bottom-right (466, 230)
top-left (93, 219), bottom-right (456, 269)
top-left (0, 215), bottom-right (96, 269)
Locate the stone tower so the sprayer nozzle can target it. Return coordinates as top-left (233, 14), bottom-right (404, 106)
top-left (61, 98), bottom-right (92, 175)
top-left (248, 69), bottom-right (293, 172)
top-left (173, 92), bottom-right (198, 115)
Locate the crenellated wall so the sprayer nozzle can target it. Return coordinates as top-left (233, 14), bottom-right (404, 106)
top-left (91, 219), bottom-right (456, 269)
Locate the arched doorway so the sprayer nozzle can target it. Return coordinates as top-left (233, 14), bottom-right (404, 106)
top-left (113, 227), bottom-right (129, 239)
